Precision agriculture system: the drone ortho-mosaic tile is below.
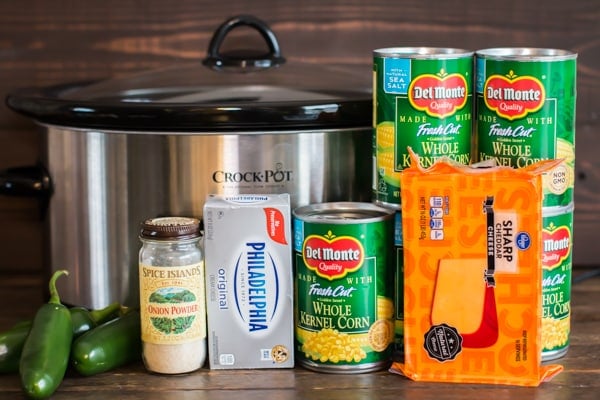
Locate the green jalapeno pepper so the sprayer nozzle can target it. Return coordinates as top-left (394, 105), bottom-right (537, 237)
top-left (0, 321), bottom-right (31, 374)
top-left (19, 270), bottom-right (72, 399)
top-left (69, 302), bottom-right (121, 338)
top-left (71, 308), bottom-right (142, 376)
top-left (0, 301), bottom-right (120, 375)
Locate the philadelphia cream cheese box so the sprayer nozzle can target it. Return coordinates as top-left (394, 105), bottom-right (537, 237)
top-left (203, 194), bottom-right (294, 369)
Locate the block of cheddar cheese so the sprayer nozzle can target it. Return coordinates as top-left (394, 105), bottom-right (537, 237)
top-left (431, 258), bottom-right (488, 334)
top-left (390, 149), bottom-right (564, 386)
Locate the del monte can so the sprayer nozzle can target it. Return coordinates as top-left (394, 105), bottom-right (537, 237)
top-left (293, 202), bottom-right (395, 373)
top-left (373, 47), bottom-right (474, 208)
top-left (475, 48), bottom-right (577, 207)
top-left (541, 203), bottom-right (574, 361)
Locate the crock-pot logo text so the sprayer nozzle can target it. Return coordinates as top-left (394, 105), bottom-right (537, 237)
top-left (484, 70), bottom-right (545, 120)
top-left (233, 242), bottom-right (281, 333)
top-left (302, 231), bottom-right (364, 280)
top-left (212, 163), bottom-right (293, 185)
top-left (542, 222), bottom-right (571, 270)
top-left (408, 69), bottom-right (468, 118)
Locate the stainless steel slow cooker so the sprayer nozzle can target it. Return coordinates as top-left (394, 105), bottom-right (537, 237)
top-left (2, 15), bottom-right (373, 309)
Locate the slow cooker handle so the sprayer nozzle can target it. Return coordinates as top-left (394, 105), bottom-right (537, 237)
top-left (0, 163), bottom-right (52, 218)
top-left (203, 14), bottom-right (286, 70)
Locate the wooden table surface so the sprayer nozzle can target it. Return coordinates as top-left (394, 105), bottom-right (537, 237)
top-left (0, 270), bottom-right (598, 400)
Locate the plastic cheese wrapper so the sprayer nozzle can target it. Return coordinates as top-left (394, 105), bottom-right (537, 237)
top-left (390, 148), bottom-right (564, 387)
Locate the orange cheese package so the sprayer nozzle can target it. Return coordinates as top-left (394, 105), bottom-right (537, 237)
top-left (391, 150), bottom-right (564, 386)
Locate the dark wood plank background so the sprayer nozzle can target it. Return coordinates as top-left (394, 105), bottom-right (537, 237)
top-left (0, 0), bottom-right (598, 273)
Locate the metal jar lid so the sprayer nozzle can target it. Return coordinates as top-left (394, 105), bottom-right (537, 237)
top-left (140, 217), bottom-right (200, 240)
top-left (6, 15), bottom-right (371, 132)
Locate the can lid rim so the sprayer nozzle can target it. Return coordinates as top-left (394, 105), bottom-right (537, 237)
top-left (293, 202), bottom-right (395, 223)
top-left (373, 47), bottom-right (474, 58)
top-left (475, 47), bottom-right (577, 60)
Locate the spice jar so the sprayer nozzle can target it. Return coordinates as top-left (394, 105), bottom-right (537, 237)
top-left (139, 217), bottom-right (206, 374)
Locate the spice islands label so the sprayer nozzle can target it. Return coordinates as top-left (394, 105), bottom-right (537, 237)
top-left (140, 263), bottom-right (206, 344)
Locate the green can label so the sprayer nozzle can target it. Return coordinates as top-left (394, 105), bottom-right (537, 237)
top-left (476, 49), bottom-right (577, 207)
top-left (293, 204), bottom-right (394, 372)
top-left (541, 205), bottom-right (573, 359)
top-left (373, 48), bottom-right (474, 207)
top-left (393, 211), bottom-right (404, 358)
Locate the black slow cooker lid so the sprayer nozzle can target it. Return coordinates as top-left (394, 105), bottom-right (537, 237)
top-left (6, 15), bottom-right (371, 132)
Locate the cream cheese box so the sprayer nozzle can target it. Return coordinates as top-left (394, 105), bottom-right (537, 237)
top-left (203, 194), bottom-right (294, 369)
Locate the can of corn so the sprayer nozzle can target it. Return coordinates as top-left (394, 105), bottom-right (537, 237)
top-left (393, 211), bottom-right (404, 360)
top-left (541, 203), bottom-right (574, 361)
top-left (293, 202), bottom-right (395, 373)
top-left (373, 47), bottom-right (474, 209)
top-left (475, 48), bottom-right (577, 208)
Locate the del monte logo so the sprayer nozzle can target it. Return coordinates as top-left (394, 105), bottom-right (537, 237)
top-left (408, 68), bottom-right (468, 118)
top-left (484, 70), bottom-right (545, 120)
top-left (542, 222), bottom-right (571, 270)
top-left (302, 230), bottom-right (364, 280)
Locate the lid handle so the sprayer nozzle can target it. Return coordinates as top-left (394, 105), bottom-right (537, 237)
top-left (203, 15), bottom-right (285, 70)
